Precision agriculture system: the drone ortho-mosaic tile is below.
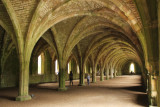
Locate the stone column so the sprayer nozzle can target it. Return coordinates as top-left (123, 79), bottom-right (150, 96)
top-left (114, 70), bottom-right (116, 78)
top-left (79, 69), bottom-right (85, 86)
top-left (158, 1), bottom-right (160, 106)
top-left (58, 59), bottom-right (67, 91)
top-left (92, 66), bottom-right (96, 83)
top-left (117, 69), bottom-right (122, 76)
top-left (16, 58), bottom-right (31, 101)
top-left (104, 68), bottom-right (107, 76)
top-left (151, 76), bottom-right (157, 106)
top-left (110, 68), bottom-right (114, 79)
top-left (0, 43), bottom-right (1, 86)
top-left (58, 68), bottom-right (67, 91)
top-left (146, 73), bottom-right (149, 93)
top-left (148, 74), bottom-right (157, 106)
top-left (0, 64), bottom-right (1, 88)
top-left (149, 61), bottom-right (158, 107)
top-left (100, 67), bottom-right (104, 81)
top-left (79, 62), bottom-right (85, 86)
top-left (148, 74), bottom-right (152, 105)
top-left (157, 76), bottom-right (160, 107)
top-left (106, 68), bottom-right (109, 80)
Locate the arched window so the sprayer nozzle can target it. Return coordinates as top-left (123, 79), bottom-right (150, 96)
top-left (38, 55), bottom-right (41, 75)
top-left (68, 61), bottom-right (71, 74)
top-left (77, 65), bottom-right (79, 74)
top-left (130, 63), bottom-right (135, 73)
top-left (38, 53), bottom-right (44, 75)
top-left (55, 59), bottom-right (59, 75)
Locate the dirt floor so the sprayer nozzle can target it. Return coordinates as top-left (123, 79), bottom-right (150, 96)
top-left (0, 75), bottom-right (148, 107)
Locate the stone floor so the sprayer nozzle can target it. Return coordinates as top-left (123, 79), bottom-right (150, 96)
top-left (0, 75), bottom-right (148, 107)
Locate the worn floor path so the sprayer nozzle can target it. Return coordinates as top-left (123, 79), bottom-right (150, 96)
top-left (0, 75), bottom-right (148, 107)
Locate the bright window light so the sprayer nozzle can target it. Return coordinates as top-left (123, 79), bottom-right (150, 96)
top-left (38, 55), bottom-right (42, 75)
top-left (55, 59), bottom-right (59, 75)
top-left (77, 65), bottom-right (79, 74)
top-left (130, 63), bottom-right (135, 73)
top-left (68, 63), bottom-right (70, 74)
top-left (68, 62), bottom-right (71, 74)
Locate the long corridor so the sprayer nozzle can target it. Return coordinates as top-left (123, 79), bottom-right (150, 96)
top-left (0, 75), bottom-right (148, 107)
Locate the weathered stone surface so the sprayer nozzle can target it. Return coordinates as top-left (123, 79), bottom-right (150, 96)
top-left (0, 0), bottom-right (159, 105)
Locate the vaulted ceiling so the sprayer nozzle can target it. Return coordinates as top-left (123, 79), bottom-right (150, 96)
top-left (0, 0), bottom-right (158, 74)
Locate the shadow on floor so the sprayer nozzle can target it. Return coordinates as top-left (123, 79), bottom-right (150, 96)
top-left (136, 94), bottom-right (148, 107)
top-left (121, 86), bottom-right (146, 92)
top-left (30, 83), bottom-right (64, 92)
top-left (30, 86), bottom-right (58, 91)
top-left (0, 95), bottom-right (15, 101)
top-left (99, 85), bottom-right (148, 106)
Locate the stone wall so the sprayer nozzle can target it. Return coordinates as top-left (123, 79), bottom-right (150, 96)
top-left (0, 49), bottom-right (81, 88)
top-left (29, 50), bottom-right (57, 84)
top-left (0, 49), bottom-right (19, 88)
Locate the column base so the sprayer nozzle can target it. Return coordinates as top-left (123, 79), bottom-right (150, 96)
top-left (110, 77), bottom-right (114, 79)
top-left (150, 97), bottom-right (157, 107)
top-left (78, 83), bottom-right (86, 86)
top-left (100, 79), bottom-right (104, 81)
top-left (106, 78), bottom-right (109, 80)
top-left (16, 95), bottom-right (31, 101)
top-left (58, 87), bottom-right (67, 91)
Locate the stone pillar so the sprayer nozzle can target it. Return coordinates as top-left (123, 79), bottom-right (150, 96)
top-left (79, 63), bottom-right (85, 86)
top-left (79, 69), bottom-right (85, 86)
top-left (141, 69), bottom-right (148, 91)
top-left (148, 74), bottom-right (157, 106)
top-left (104, 68), bottom-right (107, 76)
top-left (146, 73), bottom-right (149, 93)
top-left (58, 59), bottom-right (67, 91)
top-left (151, 76), bottom-right (157, 106)
top-left (158, 1), bottom-right (160, 106)
top-left (106, 68), bottom-right (109, 80)
top-left (114, 70), bottom-right (116, 78)
top-left (0, 65), bottom-right (1, 88)
top-left (118, 70), bottom-right (122, 76)
top-left (92, 66), bottom-right (96, 83)
top-left (58, 69), bottom-right (67, 91)
top-left (16, 59), bottom-right (31, 101)
top-left (148, 74), bottom-right (152, 105)
top-left (100, 68), bottom-right (104, 81)
top-left (157, 76), bottom-right (160, 107)
top-left (110, 68), bottom-right (114, 79)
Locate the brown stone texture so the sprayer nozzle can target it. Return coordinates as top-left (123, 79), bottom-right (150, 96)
top-left (0, 0), bottom-right (159, 106)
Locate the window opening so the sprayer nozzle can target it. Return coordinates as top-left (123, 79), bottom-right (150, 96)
top-left (38, 55), bottom-right (42, 75)
top-left (68, 61), bottom-right (71, 74)
top-left (55, 59), bottom-right (59, 75)
top-left (130, 63), bottom-right (135, 74)
top-left (77, 65), bottom-right (79, 74)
